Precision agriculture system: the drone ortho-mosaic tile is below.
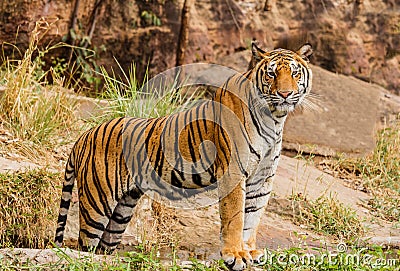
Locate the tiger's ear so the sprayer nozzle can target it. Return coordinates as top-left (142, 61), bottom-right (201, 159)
top-left (251, 41), bottom-right (267, 63)
top-left (297, 43), bottom-right (313, 62)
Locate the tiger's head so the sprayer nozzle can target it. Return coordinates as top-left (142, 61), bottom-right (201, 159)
top-left (250, 42), bottom-right (313, 114)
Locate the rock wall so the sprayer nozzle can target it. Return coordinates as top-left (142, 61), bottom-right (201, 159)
top-left (0, 0), bottom-right (182, 80)
top-left (0, 0), bottom-right (399, 93)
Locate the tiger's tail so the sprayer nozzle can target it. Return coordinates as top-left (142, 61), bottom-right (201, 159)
top-left (54, 153), bottom-right (76, 248)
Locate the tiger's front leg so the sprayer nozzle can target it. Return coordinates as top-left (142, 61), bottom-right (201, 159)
top-left (219, 179), bottom-right (253, 270)
top-left (243, 177), bottom-right (274, 264)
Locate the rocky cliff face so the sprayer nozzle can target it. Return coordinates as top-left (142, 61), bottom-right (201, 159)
top-left (0, 0), bottom-right (399, 93)
top-left (188, 0), bottom-right (400, 93)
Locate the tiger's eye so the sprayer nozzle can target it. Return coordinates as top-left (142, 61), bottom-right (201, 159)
top-left (267, 70), bottom-right (275, 78)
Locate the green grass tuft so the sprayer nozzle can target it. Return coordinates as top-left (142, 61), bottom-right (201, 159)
top-left (89, 61), bottom-right (201, 125)
top-left (291, 193), bottom-right (365, 241)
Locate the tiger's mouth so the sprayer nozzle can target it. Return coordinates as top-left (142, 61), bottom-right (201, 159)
top-left (270, 95), bottom-right (300, 113)
top-left (274, 101), bottom-right (296, 113)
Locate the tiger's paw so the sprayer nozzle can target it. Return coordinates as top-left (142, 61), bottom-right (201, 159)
top-left (250, 249), bottom-right (265, 264)
top-left (221, 248), bottom-right (253, 270)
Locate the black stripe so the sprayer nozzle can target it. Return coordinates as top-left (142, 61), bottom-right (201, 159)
top-left (144, 118), bottom-right (160, 151)
top-left (56, 214), bottom-right (68, 226)
top-left (232, 141), bottom-right (248, 177)
top-left (80, 228), bottom-right (100, 240)
top-left (54, 235), bottom-right (64, 244)
top-left (202, 102), bottom-right (209, 133)
top-left (194, 106), bottom-right (205, 143)
top-left (83, 164), bottom-right (106, 217)
top-left (218, 127), bottom-right (231, 163)
top-left (80, 204), bottom-right (106, 231)
top-left (187, 125), bottom-right (197, 162)
top-left (192, 172), bottom-right (203, 187)
top-left (171, 170), bottom-right (183, 188)
top-left (76, 129), bottom-right (92, 164)
top-left (101, 119), bottom-right (112, 146)
top-left (246, 190), bottom-right (271, 200)
top-left (248, 106), bottom-right (274, 143)
top-left (62, 183), bottom-right (74, 193)
top-left (109, 215), bottom-right (132, 224)
top-left (91, 157), bottom-right (112, 218)
top-left (88, 124), bottom-right (112, 218)
top-left (207, 168), bottom-right (217, 183)
top-left (151, 118), bottom-right (167, 176)
top-left (245, 205), bottom-right (265, 213)
top-left (103, 121), bottom-right (121, 200)
top-left (59, 198), bottom-right (71, 209)
top-left (123, 118), bottom-right (144, 159)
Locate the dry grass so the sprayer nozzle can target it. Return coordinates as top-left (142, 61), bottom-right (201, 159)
top-left (130, 196), bottom-right (180, 254)
top-left (0, 19), bottom-right (79, 162)
top-left (150, 201), bottom-right (180, 250)
top-left (321, 120), bottom-right (400, 222)
top-left (0, 169), bottom-right (63, 249)
top-left (0, 20), bottom-right (85, 250)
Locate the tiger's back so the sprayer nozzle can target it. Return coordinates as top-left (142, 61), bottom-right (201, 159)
top-left (55, 98), bottom-right (248, 250)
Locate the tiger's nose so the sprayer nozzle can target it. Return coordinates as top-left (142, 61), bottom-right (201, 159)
top-left (277, 91), bottom-right (293, 98)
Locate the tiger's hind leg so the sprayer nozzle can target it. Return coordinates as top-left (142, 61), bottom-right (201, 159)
top-left (97, 188), bottom-right (143, 253)
top-left (243, 178), bottom-right (273, 263)
top-left (78, 197), bottom-right (112, 252)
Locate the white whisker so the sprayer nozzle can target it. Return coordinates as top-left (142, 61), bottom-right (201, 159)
top-left (299, 96), bottom-right (324, 113)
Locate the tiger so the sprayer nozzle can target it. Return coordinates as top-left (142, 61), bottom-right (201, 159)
top-left (54, 42), bottom-right (313, 270)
